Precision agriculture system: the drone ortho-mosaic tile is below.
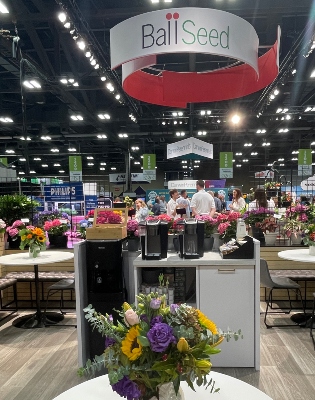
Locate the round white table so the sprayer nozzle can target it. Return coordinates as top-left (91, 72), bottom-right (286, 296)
top-left (0, 251), bottom-right (74, 329)
top-left (53, 373), bottom-right (272, 400)
top-left (278, 248), bottom-right (315, 263)
top-left (278, 249), bottom-right (314, 326)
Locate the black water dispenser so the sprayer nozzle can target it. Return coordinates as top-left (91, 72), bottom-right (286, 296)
top-left (139, 220), bottom-right (168, 260)
top-left (178, 219), bottom-right (205, 259)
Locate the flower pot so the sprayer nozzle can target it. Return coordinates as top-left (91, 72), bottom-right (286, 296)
top-left (290, 234), bottom-right (302, 245)
top-left (212, 232), bottom-right (224, 251)
top-left (127, 237), bottom-right (140, 252)
top-left (309, 246), bottom-right (315, 256)
top-left (204, 236), bottom-right (214, 252)
top-left (264, 232), bottom-right (278, 246)
top-left (7, 235), bottom-right (21, 249)
top-left (173, 237), bottom-right (179, 252)
top-left (29, 245), bottom-right (41, 258)
top-left (168, 234), bottom-right (175, 251)
top-left (48, 234), bottom-right (68, 248)
top-left (250, 225), bottom-right (265, 246)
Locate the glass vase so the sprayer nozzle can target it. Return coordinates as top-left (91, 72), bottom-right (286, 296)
top-left (29, 245), bottom-right (41, 258)
top-left (148, 382), bottom-right (184, 400)
top-left (309, 246), bottom-right (315, 256)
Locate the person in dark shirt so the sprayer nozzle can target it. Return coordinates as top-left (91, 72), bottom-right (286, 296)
top-left (152, 196), bottom-right (161, 215)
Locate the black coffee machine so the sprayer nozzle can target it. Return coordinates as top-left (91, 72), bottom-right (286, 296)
top-left (139, 220), bottom-right (168, 260)
top-left (178, 219), bottom-right (205, 259)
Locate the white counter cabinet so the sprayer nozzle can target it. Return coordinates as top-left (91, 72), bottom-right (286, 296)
top-left (133, 239), bottom-right (260, 370)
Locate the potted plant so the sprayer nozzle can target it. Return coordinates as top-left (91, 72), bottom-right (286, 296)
top-left (216, 211), bottom-right (242, 242)
top-left (0, 194), bottom-right (39, 225)
top-left (195, 215), bottom-right (216, 251)
top-left (283, 204), bottom-right (307, 245)
top-left (6, 220), bottom-right (27, 249)
top-left (242, 208), bottom-right (274, 244)
top-left (301, 223), bottom-right (315, 255)
top-left (33, 209), bottom-right (69, 227)
top-left (258, 216), bottom-right (278, 246)
top-left (127, 219), bottom-right (140, 251)
top-left (264, 182), bottom-right (281, 197)
top-left (44, 219), bottom-right (69, 248)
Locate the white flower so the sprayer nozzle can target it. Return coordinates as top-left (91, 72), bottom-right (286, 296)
top-left (124, 309), bottom-right (140, 326)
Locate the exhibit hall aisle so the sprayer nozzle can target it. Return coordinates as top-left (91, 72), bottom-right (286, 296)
top-left (0, 307), bottom-right (315, 400)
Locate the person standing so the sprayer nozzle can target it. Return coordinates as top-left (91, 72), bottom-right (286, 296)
top-left (190, 180), bottom-right (216, 217)
top-left (248, 188), bottom-right (275, 211)
top-left (167, 189), bottom-right (180, 219)
top-left (207, 191), bottom-right (222, 213)
top-left (135, 199), bottom-right (149, 222)
top-left (152, 196), bottom-right (161, 216)
top-left (229, 188), bottom-right (246, 212)
top-left (159, 195), bottom-right (167, 214)
top-left (176, 189), bottom-right (190, 218)
top-left (219, 194), bottom-right (226, 211)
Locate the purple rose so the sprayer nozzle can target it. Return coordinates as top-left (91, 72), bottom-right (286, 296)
top-left (147, 322), bottom-right (176, 352)
top-left (112, 376), bottom-right (141, 400)
top-left (150, 298), bottom-right (161, 309)
top-left (105, 337), bottom-right (116, 349)
top-left (170, 304), bottom-right (179, 315)
top-left (150, 315), bottom-right (163, 327)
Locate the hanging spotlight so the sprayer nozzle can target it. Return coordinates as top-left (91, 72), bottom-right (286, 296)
top-left (58, 12), bottom-right (67, 23)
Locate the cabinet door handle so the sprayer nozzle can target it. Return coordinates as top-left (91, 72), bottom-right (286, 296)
top-left (218, 269), bottom-right (236, 273)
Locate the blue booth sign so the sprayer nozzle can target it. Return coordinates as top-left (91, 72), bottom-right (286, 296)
top-left (85, 195), bottom-right (98, 212)
top-left (44, 182), bottom-right (84, 202)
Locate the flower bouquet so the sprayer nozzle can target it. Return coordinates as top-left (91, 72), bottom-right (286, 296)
top-left (96, 210), bottom-right (123, 224)
top-left (19, 225), bottom-right (46, 257)
top-left (79, 293), bottom-right (241, 400)
top-left (302, 223), bottom-right (315, 247)
top-left (258, 216), bottom-right (278, 233)
top-left (0, 219), bottom-right (6, 234)
top-left (43, 219), bottom-right (69, 236)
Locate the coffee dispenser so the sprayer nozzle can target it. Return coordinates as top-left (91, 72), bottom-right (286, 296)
top-left (178, 219), bottom-right (205, 259)
top-left (139, 220), bottom-right (168, 260)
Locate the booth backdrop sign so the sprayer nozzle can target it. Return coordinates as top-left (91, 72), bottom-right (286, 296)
top-left (111, 8), bottom-right (259, 73)
top-left (69, 155), bottom-right (82, 182)
top-left (205, 180), bottom-right (226, 189)
top-left (109, 173), bottom-right (151, 183)
top-left (298, 149), bottom-right (312, 176)
top-left (219, 152), bottom-right (233, 179)
top-left (85, 195), bottom-right (98, 212)
top-left (44, 182), bottom-right (84, 202)
top-left (168, 180), bottom-right (197, 190)
top-left (255, 170), bottom-right (275, 178)
top-left (110, 8), bottom-right (280, 107)
top-left (167, 137), bottom-right (213, 160)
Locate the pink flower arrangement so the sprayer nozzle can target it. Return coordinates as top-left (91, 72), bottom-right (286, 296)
top-left (127, 219), bottom-right (139, 238)
top-left (44, 219), bottom-right (68, 236)
top-left (6, 220), bottom-right (26, 238)
top-left (96, 210), bottom-right (122, 224)
top-left (216, 211), bottom-right (242, 240)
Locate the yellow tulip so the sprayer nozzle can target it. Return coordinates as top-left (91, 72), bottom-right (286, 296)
top-left (195, 360), bottom-right (212, 374)
top-left (123, 302), bottom-right (131, 311)
top-left (177, 337), bottom-right (189, 353)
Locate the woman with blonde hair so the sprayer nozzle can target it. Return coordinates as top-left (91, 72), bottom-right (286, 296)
top-left (135, 199), bottom-right (149, 222)
top-left (229, 188), bottom-right (246, 211)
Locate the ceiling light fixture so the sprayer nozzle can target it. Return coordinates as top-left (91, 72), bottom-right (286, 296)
top-left (118, 133), bottom-right (128, 138)
top-left (0, 1), bottom-right (9, 13)
top-left (98, 113), bottom-right (110, 120)
top-left (87, 156), bottom-right (94, 160)
top-left (97, 134), bottom-right (107, 139)
top-left (23, 80), bottom-right (41, 89)
top-left (0, 117), bottom-right (13, 123)
top-left (51, 148), bottom-right (59, 153)
top-left (41, 135), bottom-right (51, 140)
top-left (231, 114), bottom-right (240, 124)
top-left (70, 115), bottom-right (83, 121)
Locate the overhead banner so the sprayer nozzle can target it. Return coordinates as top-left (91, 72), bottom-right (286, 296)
top-left (69, 155), bottom-right (82, 182)
top-left (109, 173), bottom-right (151, 183)
top-left (167, 137), bottom-right (213, 160)
top-left (111, 8), bottom-right (280, 107)
top-left (219, 152), bottom-right (233, 178)
top-left (111, 8), bottom-right (259, 73)
top-left (298, 149), bottom-right (312, 176)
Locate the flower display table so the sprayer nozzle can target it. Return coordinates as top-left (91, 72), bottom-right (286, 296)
top-left (0, 251), bottom-right (74, 328)
top-left (52, 373), bottom-right (272, 400)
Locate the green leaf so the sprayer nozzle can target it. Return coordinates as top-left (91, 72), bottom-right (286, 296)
top-left (137, 336), bottom-right (150, 347)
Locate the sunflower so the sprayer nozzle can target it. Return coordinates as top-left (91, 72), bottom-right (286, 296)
top-left (196, 309), bottom-right (218, 335)
top-left (37, 235), bottom-right (46, 243)
top-left (121, 325), bottom-right (142, 361)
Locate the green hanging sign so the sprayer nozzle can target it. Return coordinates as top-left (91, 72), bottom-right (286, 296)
top-left (219, 152), bottom-right (233, 178)
top-left (69, 155), bottom-right (82, 182)
top-left (143, 154), bottom-right (156, 170)
top-left (298, 149), bottom-right (312, 176)
top-left (0, 157), bottom-right (8, 166)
